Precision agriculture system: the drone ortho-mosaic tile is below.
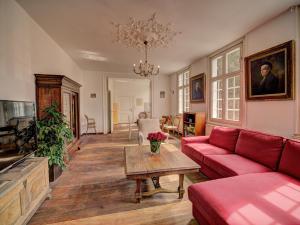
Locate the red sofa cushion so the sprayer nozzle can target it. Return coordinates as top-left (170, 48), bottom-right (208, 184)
top-left (209, 126), bottom-right (240, 152)
top-left (199, 163), bottom-right (224, 179)
top-left (182, 143), bottom-right (231, 165)
top-left (189, 172), bottom-right (300, 225)
top-left (203, 154), bottom-right (272, 177)
top-left (181, 136), bottom-right (209, 150)
top-left (279, 139), bottom-right (300, 180)
top-left (235, 130), bottom-right (284, 170)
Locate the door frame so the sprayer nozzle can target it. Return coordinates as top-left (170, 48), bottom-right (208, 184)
top-left (105, 76), bottom-right (152, 134)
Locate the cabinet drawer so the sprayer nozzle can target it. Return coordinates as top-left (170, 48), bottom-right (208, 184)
top-left (0, 194), bottom-right (22, 225)
top-left (27, 166), bottom-right (47, 202)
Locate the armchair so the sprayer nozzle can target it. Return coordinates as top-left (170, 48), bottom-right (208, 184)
top-left (137, 118), bottom-right (169, 145)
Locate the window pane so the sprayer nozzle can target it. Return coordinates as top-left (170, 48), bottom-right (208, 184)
top-left (227, 110), bottom-right (234, 120)
top-left (226, 47), bottom-right (240, 73)
top-left (178, 73), bottom-right (183, 87)
top-left (235, 76), bottom-right (240, 86)
top-left (228, 77), bottom-right (234, 88)
top-left (212, 56), bottom-right (223, 77)
top-left (212, 80), bottom-right (223, 119)
top-left (184, 87), bottom-right (190, 112)
top-left (235, 88), bottom-right (240, 98)
top-left (226, 75), bottom-right (240, 121)
top-left (184, 71), bottom-right (189, 85)
top-left (228, 89), bottom-right (234, 98)
top-left (228, 100), bottom-right (234, 109)
top-left (178, 88), bottom-right (183, 114)
top-left (234, 111), bottom-right (240, 121)
top-left (235, 100), bottom-right (239, 109)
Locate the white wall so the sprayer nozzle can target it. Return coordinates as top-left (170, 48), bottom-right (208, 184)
top-left (244, 9), bottom-right (298, 137)
top-left (170, 73), bottom-right (178, 115)
top-left (151, 75), bottom-right (170, 118)
top-left (190, 58), bottom-right (208, 113)
top-left (169, 7), bottom-right (299, 138)
top-left (80, 71), bottom-right (104, 134)
top-left (0, 0), bottom-right (88, 135)
top-left (0, 0), bottom-right (83, 103)
top-left (169, 58), bottom-right (208, 116)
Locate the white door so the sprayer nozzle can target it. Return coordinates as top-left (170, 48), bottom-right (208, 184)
top-left (117, 96), bottom-right (133, 123)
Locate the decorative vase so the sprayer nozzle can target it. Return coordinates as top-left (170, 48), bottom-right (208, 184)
top-left (150, 141), bottom-right (161, 154)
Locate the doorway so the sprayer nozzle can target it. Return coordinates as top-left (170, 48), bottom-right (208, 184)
top-left (108, 78), bottom-right (151, 131)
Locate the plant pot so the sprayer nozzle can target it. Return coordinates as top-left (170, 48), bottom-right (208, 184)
top-left (49, 165), bottom-right (63, 182)
top-left (150, 141), bottom-right (161, 154)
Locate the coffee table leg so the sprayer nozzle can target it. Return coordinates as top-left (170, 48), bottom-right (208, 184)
top-left (178, 174), bottom-right (185, 199)
top-left (135, 179), bottom-right (142, 203)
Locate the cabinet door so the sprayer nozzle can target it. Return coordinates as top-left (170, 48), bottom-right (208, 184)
top-left (71, 93), bottom-right (79, 139)
top-left (37, 87), bottom-right (61, 119)
top-left (62, 92), bottom-right (71, 128)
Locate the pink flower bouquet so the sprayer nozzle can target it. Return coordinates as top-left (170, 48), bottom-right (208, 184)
top-left (147, 132), bottom-right (167, 154)
top-left (147, 132), bottom-right (167, 142)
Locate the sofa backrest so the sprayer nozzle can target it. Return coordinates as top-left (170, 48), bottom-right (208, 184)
top-left (279, 139), bottom-right (300, 180)
top-left (209, 126), bottom-right (240, 152)
top-left (235, 130), bottom-right (284, 170)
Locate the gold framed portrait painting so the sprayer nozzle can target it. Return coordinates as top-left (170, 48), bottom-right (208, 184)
top-left (190, 73), bottom-right (205, 103)
top-left (245, 40), bottom-right (294, 101)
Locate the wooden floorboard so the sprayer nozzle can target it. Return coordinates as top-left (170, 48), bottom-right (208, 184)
top-left (28, 125), bottom-right (206, 225)
top-left (48, 201), bottom-right (198, 225)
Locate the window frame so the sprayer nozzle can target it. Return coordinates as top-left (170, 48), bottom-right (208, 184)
top-left (178, 69), bottom-right (190, 114)
top-left (209, 42), bottom-right (243, 126)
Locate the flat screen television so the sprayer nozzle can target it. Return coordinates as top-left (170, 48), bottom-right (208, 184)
top-left (0, 100), bottom-right (37, 173)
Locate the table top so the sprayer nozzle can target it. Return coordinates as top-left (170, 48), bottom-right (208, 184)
top-left (124, 144), bottom-right (200, 179)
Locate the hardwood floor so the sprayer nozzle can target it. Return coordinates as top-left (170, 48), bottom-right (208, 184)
top-left (29, 125), bottom-right (206, 225)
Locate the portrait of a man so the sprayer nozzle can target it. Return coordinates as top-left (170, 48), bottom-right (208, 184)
top-left (257, 62), bottom-right (279, 94)
top-left (245, 40), bottom-right (294, 100)
top-left (251, 58), bottom-right (284, 96)
top-left (190, 73), bottom-right (205, 102)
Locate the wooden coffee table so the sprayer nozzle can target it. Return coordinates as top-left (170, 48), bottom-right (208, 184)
top-left (124, 144), bottom-right (200, 203)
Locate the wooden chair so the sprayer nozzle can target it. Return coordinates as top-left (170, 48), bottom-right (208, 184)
top-left (138, 112), bottom-right (148, 119)
top-left (160, 115), bottom-right (171, 129)
top-left (84, 114), bottom-right (96, 135)
top-left (176, 114), bottom-right (184, 136)
top-left (163, 115), bottom-right (181, 135)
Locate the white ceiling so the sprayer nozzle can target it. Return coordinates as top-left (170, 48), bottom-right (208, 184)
top-left (17, 0), bottom-right (300, 75)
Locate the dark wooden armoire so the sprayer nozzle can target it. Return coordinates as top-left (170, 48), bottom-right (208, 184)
top-left (35, 74), bottom-right (81, 156)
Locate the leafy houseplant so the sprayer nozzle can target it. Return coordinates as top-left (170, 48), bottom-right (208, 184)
top-left (35, 103), bottom-right (73, 181)
top-left (147, 132), bottom-right (167, 154)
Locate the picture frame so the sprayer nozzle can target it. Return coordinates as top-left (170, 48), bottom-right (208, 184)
top-left (190, 73), bottom-right (205, 103)
top-left (245, 40), bottom-right (294, 101)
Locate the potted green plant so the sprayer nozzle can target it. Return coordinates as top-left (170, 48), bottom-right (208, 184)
top-left (35, 103), bottom-right (73, 182)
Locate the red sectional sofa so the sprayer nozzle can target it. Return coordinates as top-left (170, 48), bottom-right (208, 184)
top-left (182, 126), bottom-right (300, 225)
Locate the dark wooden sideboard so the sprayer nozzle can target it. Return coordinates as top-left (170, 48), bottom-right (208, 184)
top-left (35, 74), bottom-right (81, 156)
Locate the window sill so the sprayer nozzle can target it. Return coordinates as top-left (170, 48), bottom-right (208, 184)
top-left (207, 119), bottom-right (242, 128)
top-left (293, 133), bottom-right (300, 140)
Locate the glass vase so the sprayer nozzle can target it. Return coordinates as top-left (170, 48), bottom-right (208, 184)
top-left (150, 141), bottom-right (161, 154)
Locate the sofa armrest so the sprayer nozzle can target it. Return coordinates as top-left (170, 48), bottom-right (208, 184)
top-left (181, 136), bottom-right (210, 149)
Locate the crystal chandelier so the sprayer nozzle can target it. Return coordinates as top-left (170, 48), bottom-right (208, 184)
top-left (112, 13), bottom-right (180, 77)
top-left (133, 41), bottom-right (159, 77)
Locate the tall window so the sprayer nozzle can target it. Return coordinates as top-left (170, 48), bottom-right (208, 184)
top-left (210, 44), bottom-right (242, 123)
top-left (178, 70), bottom-right (190, 114)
